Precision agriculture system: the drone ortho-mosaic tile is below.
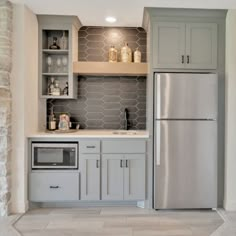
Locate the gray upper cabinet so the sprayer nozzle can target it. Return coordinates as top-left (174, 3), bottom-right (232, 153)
top-left (185, 23), bottom-right (217, 69)
top-left (102, 154), bottom-right (124, 200)
top-left (152, 21), bottom-right (218, 69)
top-left (80, 154), bottom-right (100, 200)
top-left (153, 22), bottom-right (185, 69)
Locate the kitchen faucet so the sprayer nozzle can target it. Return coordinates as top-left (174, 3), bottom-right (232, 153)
top-left (124, 108), bottom-right (129, 130)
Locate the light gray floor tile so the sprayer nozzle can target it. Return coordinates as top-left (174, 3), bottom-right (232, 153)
top-left (8, 207), bottom-right (236, 236)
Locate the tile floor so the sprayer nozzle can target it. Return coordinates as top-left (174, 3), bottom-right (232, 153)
top-left (11, 207), bottom-right (229, 236)
top-left (1, 207), bottom-right (236, 236)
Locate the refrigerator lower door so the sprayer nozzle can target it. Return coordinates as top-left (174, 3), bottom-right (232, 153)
top-left (154, 120), bottom-right (217, 209)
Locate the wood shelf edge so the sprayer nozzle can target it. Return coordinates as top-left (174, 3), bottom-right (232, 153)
top-left (73, 61), bottom-right (148, 76)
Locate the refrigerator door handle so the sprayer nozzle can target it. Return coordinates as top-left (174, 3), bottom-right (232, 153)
top-left (155, 121), bottom-right (161, 166)
top-left (155, 74), bottom-right (161, 119)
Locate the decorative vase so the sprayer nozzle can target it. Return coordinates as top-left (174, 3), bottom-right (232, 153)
top-left (121, 42), bottom-right (132, 63)
top-left (108, 46), bottom-right (118, 63)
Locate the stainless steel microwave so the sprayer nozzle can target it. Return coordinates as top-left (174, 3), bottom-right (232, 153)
top-left (31, 142), bottom-right (78, 169)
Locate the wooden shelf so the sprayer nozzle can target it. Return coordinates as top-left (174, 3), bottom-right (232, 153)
top-left (41, 95), bottom-right (70, 99)
top-left (73, 61), bottom-right (148, 76)
top-left (42, 73), bottom-right (68, 76)
top-left (42, 49), bottom-right (69, 54)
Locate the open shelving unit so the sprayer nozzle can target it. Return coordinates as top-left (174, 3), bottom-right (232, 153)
top-left (73, 61), bottom-right (148, 76)
top-left (38, 15), bottom-right (81, 99)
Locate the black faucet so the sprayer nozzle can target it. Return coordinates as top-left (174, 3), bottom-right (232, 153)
top-left (124, 108), bottom-right (129, 130)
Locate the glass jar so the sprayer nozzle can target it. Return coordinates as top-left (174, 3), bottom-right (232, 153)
top-left (52, 80), bottom-right (61, 96)
top-left (108, 46), bottom-right (118, 63)
top-left (134, 48), bottom-right (141, 63)
top-left (121, 42), bottom-right (132, 63)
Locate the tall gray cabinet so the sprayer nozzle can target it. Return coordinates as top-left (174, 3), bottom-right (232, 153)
top-left (143, 8), bottom-right (227, 208)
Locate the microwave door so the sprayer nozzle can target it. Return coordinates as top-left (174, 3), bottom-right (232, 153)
top-left (37, 148), bottom-right (63, 166)
top-left (32, 143), bottom-right (78, 169)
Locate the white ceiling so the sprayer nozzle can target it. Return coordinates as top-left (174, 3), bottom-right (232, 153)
top-left (12, 0), bottom-right (236, 27)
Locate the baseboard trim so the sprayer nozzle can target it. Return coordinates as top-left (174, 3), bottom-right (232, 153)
top-left (224, 199), bottom-right (236, 211)
top-left (29, 201), bottom-right (139, 209)
top-left (10, 200), bottom-right (29, 214)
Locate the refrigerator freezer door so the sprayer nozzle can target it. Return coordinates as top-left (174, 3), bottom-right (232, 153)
top-left (155, 73), bottom-right (218, 119)
top-left (154, 120), bottom-right (217, 209)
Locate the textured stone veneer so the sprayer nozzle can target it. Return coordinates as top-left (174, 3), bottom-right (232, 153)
top-left (0, 0), bottom-right (12, 216)
top-left (47, 26), bottom-right (147, 130)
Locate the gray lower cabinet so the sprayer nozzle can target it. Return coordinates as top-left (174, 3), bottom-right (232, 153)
top-left (102, 154), bottom-right (145, 201)
top-left (29, 172), bottom-right (79, 202)
top-left (80, 154), bottom-right (100, 200)
top-left (102, 154), bottom-right (124, 200)
top-left (124, 154), bottom-right (146, 200)
top-left (153, 21), bottom-right (218, 69)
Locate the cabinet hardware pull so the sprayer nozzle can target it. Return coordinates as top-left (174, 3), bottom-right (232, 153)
top-left (120, 160), bottom-right (123, 168)
top-left (187, 55), bottom-right (190, 64)
top-left (86, 146), bottom-right (95, 148)
top-left (50, 186), bottom-right (59, 189)
top-left (96, 160), bottom-right (99, 168)
top-left (181, 55), bottom-right (184, 64)
top-left (126, 160), bottom-right (128, 168)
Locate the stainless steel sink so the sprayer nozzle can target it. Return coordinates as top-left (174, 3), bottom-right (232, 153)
top-left (112, 131), bottom-right (138, 135)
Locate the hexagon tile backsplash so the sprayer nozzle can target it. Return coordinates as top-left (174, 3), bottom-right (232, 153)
top-left (78, 26), bottom-right (147, 62)
top-left (47, 26), bottom-right (147, 130)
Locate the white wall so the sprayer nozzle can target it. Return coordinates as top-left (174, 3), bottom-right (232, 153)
top-left (11, 4), bottom-right (38, 213)
top-left (225, 9), bottom-right (236, 211)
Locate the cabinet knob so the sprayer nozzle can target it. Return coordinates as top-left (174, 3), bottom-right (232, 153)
top-left (187, 55), bottom-right (190, 64)
top-left (49, 186), bottom-right (60, 189)
top-left (181, 55), bottom-right (184, 64)
top-left (86, 146), bottom-right (95, 149)
top-left (96, 160), bottom-right (100, 168)
top-left (120, 160), bottom-right (123, 168)
top-left (126, 160), bottom-right (128, 168)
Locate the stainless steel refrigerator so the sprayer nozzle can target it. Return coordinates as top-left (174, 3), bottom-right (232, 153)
top-left (154, 73), bottom-right (218, 209)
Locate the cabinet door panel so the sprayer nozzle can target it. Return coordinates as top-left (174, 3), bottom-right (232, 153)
top-left (102, 154), bottom-right (124, 200)
top-left (124, 154), bottom-right (145, 200)
top-left (153, 22), bottom-right (185, 69)
top-left (185, 23), bottom-right (217, 69)
top-left (29, 172), bottom-right (79, 202)
top-left (80, 154), bottom-right (100, 200)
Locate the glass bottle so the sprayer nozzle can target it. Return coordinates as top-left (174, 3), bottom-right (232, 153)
top-left (48, 77), bottom-right (55, 95)
top-left (52, 80), bottom-right (61, 96)
top-left (134, 47), bottom-right (141, 63)
top-left (121, 42), bottom-right (132, 63)
top-left (108, 46), bottom-right (118, 63)
top-left (61, 31), bottom-right (68, 50)
top-left (63, 82), bottom-right (69, 95)
top-left (49, 37), bottom-right (60, 50)
top-left (48, 108), bottom-right (56, 131)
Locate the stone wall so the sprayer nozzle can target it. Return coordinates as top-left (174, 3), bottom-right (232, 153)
top-left (0, 0), bottom-right (12, 216)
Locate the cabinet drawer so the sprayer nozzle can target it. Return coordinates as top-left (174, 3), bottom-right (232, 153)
top-left (80, 141), bottom-right (100, 153)
top-left (29, 172), bottom-right (79, 202)
top-left (102, 140), bottom-right (146, 154)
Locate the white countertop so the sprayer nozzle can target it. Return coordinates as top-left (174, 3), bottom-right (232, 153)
top-left (28, 129), bottom-right (149, 139)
